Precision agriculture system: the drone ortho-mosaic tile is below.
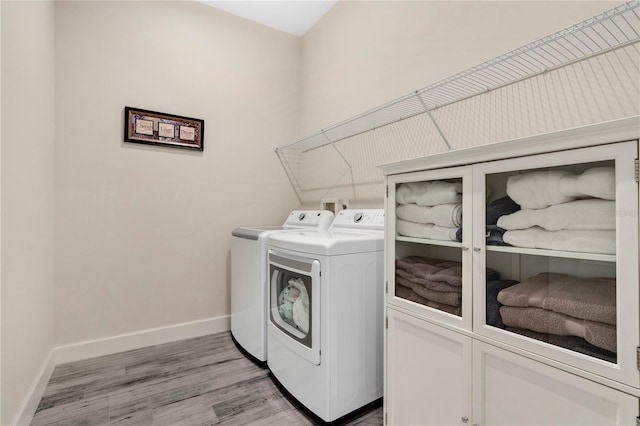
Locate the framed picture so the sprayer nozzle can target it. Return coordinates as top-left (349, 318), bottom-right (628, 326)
top-left (124, 106), bottom-right (204, 151)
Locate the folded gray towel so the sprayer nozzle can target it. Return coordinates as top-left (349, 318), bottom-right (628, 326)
top-left (395, 286), bottom-right (461, 316)
top-left (396, 275), bottom-right (462, 306)
top-left (396, 269), bottom-right (461, 293)
top-left (500, 306), bottom-right (616, 353)
top-left (396, 256), bottom-right (463, 287)
top-left (497, 272), bottom-right (616, 325)
top-left (506, 327), bottom-right (615, 363)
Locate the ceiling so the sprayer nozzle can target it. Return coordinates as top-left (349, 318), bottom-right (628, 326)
top-left (198, 1), bottom-right (338, 37)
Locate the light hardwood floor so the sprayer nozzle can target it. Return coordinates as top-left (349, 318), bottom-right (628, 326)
top-left (31, 332), bottom-right (382, 425)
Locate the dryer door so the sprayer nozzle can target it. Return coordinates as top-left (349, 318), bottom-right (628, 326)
top-left (268, 250), bottom-right (321, 365)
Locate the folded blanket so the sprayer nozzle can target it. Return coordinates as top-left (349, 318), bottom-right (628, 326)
top-left (506, 167), bottom-right (615, 209)
top-left (397, 220), bottom-right (458, 241)
top-left (506, 327), bottom-right (616, 363)
top-left (497, 199), bottom-right (615, 231)
top-left (396, 203), bottom-right (462, 228)
top-left (486, 279), bottom-right (519, 328)
top-left (396, 181), bottom-right (462, 206)
top-left (496, 272), bottom-right (616, 325)
top-left (503, 227), bottom-right (615, 254)
top-left (486, 196), bottom-right (521, 225)
top-left (396, 269), bottom-right (462, 293)
top-left (396, 275), bottom-right (462, 306)
top-left (396, 285), bottom-right (461, 316)
top-left (500, 306), bottom-right (616, 353)
top-left (396, 256), bottom-right (462, 286)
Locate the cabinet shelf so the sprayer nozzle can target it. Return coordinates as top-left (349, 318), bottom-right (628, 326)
top-left (396, 236), bottom-right (462, 248)
top-left (485, 245), bottom-right (616, 262)
top-left (396, 238), bottom-right (616, 262)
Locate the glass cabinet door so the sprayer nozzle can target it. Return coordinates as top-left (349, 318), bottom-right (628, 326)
top-left (387, 166), bottom-right (473, 331)
top-left (472, 141), bottom-right (639, 389)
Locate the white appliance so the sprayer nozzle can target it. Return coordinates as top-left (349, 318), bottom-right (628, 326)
top-left (266, 209), bottom-right (385, 423)
top-left (231, 210), bottom-right (334, 365)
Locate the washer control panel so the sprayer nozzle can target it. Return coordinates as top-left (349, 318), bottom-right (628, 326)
top-left (284, 210), bottom-right (335, 229)
top-left (332, 209), bottom-right (385, 229)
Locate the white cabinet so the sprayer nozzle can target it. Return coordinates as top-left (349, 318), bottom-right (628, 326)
top-left (386, 308), bottom-right (471, 426)
top-left (380, 120), bottom-right (640, 425)
top-left (473, 341), bottom-right (637, 426)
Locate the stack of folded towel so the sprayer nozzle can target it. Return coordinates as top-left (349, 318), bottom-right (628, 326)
top-left (497, 272), bottom-right (616, 354)
top-left (395, 256), bottom-right (500, 316)
top-left (498, 167), bottom-right (616, 254)
top-left (395, 181), bottom-right (462, 241)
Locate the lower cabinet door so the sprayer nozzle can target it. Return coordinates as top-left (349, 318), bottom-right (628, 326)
top-left (473, 340), bottom-right (638, 426)
top-left (385, 308), bottom-right (472, 425)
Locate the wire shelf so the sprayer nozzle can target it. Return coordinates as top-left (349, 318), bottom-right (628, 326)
top-left (277, 1), bottom-right (639, 154)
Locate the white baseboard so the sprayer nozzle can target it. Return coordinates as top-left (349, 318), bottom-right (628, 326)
top-left (12, 349), bottom-right (55, 426)
top-left (54, 315), bottom-right (230, 365)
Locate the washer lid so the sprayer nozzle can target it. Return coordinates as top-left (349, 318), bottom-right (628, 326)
top-left (232, 226), bottom-right (285, 240)
top-left (266, 229), bottom-right (383, 256)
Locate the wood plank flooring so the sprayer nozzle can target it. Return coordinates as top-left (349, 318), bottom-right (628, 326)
top-left (31, 332), bottom-right (382, 425)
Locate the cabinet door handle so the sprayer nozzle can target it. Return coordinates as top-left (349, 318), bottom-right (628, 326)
top-left (461, 417), bottom-right (469, 423)
top-left (461, 246), bottom-right (469, 251)
top-left (473, 247), bottom-right (481, 252)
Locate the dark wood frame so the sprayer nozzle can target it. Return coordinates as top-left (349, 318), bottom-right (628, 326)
top-left (124, 106), bottom-right (204, 151)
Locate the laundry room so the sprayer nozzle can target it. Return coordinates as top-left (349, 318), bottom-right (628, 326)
top-left (2, 0), bottom-right (639, 425)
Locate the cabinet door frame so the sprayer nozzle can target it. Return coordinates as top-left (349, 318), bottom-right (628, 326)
top-left (471, 140), bottom-right (639, 389)
top-left (385, 307), bottom-right (473, 426)
top-left (473, 340), bottom-right (638, 425)
top-left (386, 165), bottom-right (473, 331)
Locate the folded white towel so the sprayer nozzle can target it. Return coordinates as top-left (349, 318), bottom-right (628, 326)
top-left (507, 167), bottom-right (615, 209)
top-left (397, 219), bottom-right (458, 241)
top-left (396, 181), bottom-right (462, 206)
top-left (396, 203), bottom-right (462, 228)
top-left (503, 227), bottom-right (615, 254)
top-left (497, 199), bottom-right (615, 231)
top-left (558, 167), bottom-right (615, 201)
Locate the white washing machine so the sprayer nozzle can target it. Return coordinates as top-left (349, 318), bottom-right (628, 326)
top-left (230, 210), bottom-right (334, 365)
top-left (266, 209), bottom-right (384, 423)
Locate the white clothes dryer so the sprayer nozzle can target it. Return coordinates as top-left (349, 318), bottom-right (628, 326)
top-left (230, 210), bottom-right (334, 365)
top-left (266, 209), bottom-right (385, 423)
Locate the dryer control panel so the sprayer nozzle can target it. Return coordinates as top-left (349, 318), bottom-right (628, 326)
top-left (331, 209), bottom-right (385, 230)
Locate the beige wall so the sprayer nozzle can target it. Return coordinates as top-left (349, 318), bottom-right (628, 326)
top-left (1, 1), bottom-right (56, 424)
top-left (54, 1), bottom-right (300, 345)
top-left (300, 1), bottom-right (619, 135)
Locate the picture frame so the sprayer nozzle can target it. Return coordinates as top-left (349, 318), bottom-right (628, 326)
top-left (124, 106), bottom-right (204, 151)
